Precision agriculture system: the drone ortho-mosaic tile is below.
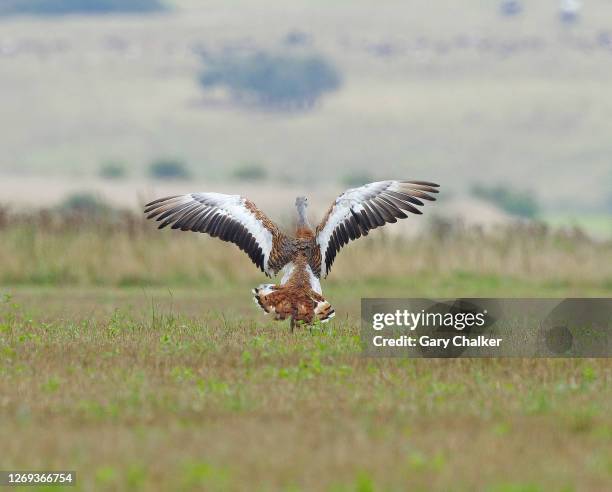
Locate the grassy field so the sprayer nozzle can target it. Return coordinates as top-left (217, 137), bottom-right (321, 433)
top-left (0, 216), bottom-right (611, 491)
top-left (0, 213), bottom-right (610, 289)
top-left (1, 286), bottom-right (611, 491)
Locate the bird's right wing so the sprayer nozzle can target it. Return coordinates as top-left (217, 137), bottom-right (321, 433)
top-left (144, 193), bottom-right (290, 276)
top-left (315, 180), bottom-right (439, 277)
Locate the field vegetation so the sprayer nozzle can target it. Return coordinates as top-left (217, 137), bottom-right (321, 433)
top-left (199, 52), bottom-right (341, 110)
top-left (147, 159), bottom-right (191, 181)
top-left (0, 212), bottom-right (611, 490)
top-left (0, 211), bottom-right (610, 293)
top-left (471, 184), bottom-right (540, 219)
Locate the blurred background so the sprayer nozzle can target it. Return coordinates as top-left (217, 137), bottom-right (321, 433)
top-left (1, 0), bottom-right (611, 232)
top-left (0, 0), bottom-right (611, 294)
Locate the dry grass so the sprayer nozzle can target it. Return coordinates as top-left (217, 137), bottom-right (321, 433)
top-left (0, 213), bottom-right (610, 291)
top-left (0, 289), bottom-right (611, 491)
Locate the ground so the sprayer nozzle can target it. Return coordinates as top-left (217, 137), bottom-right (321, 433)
top-left (1, 280), bottom-right (610, 491)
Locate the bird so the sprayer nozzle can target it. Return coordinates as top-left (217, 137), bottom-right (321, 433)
top-left (144, 180), bottom-right (440, 331)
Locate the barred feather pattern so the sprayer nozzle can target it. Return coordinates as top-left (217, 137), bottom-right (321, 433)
top-left (315, 180), bottom-right (439, 277)
top-left (252, 255), bottom-right (335, 324)
top-left (144, 179), bottom-right (438, 329)
top-left (144, 193), bottom-right (290, 276)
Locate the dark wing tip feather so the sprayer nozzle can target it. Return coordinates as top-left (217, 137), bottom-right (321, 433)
top-left (402, 180), bottom-right (440, 188)
top-left (144, 195), bottom-right (181, 210)
top-left (317, 179), bottom-right (441, 277)
top-left (143, 194), bottom-right (282, 276)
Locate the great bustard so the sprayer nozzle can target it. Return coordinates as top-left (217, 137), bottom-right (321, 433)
top-left (144, 180), bottom-right (439, 330)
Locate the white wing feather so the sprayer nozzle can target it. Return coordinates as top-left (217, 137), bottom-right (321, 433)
top-left (144, 192), bottom-right (285, 276)
top-left (315, 180), bottom-right (439, 277)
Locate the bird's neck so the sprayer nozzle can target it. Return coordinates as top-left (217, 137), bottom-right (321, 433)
top-left (296, 205), bottom-right (311, 230)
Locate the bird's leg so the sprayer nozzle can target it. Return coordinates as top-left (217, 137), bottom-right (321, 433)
top-left (290, 317), bottom-right (295, 333)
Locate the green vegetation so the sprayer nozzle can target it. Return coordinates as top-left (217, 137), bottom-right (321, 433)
top-left (0, 213), bottom-right (610, 490)
top-left (56, 192), bottom-right (112, 217)
top-left (231, 162), bottom-right (268, 182)
top-left (148, 158), bottom-right (190, 180)
top-left (543, 213), bottom-right (612, 239)
top-left (0, 0), bottom-right (165, 15)
top-left (0, 288), bottom-right (610, 491)
top-left (99, 161), bottom-right (127, 180)
top-left (199, 52), bottom-right (341, 109)
top-left (471, 183), bottom-right (540, 218)
top-left (0, 213), bottom-right (610, 290)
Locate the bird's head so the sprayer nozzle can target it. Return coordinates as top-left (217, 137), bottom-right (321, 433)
top-left (295, 196), bottom-right (308, 210)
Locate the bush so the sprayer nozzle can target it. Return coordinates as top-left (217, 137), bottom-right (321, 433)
top-left (499, 0), bottom-right (522, 17)
top-left (471, 183), bottom-right (540, 218)
top-left (0, 0), bottom-right (165, 15)
top-left (283, 30), bottom-right (312, 47)
top-left (57, 192), bottom-right (111, 216)
top-left (231, 163), bottom-right (267, 182)
top-left (199, 52), bottom-right (341, 109)
top-left (148, 159), bottom-right (191, 180)
top-left (99, 161), bottom-right (127, 180)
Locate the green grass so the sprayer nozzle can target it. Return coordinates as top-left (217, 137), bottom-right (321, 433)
top-left (543, 213), bottom-right (612, 239)
top-left (1, 284), bottom-right (611, 491)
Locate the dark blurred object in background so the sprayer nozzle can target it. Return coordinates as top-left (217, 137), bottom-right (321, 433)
top-left (148, 158), bottom-right (191, 180)
top-left (199, 52), bottom-right (341, 111)
top-left (500, 0), bottom-right (522, 17)
top-left (99, 161), bottom-right (128, 180)
top-left (471, 184), bottom-right (540, 219)
top-left (0, 0), bottom-right (165, 16)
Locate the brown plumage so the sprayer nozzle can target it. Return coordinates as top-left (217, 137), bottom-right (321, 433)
top-left (144, 180), bottom-right (439, 330)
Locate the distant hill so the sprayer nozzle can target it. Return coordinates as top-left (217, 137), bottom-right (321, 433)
top-left (1, 1), bottom-right (612, 217)
top-left (0, 0), bottom-right (165, 15)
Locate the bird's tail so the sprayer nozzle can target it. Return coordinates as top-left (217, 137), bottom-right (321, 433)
top-left (252, 284), bottom-right (335, 324)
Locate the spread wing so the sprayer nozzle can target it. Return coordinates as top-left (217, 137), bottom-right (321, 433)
top-left (315, 180), bottom-right (439, 278)
top-left (144, 193), bottom-right (290, 277)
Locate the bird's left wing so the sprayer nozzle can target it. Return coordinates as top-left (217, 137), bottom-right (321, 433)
top-left (144, 193), bottom-right (290, 276)
top-left (315, 180), bottom-right (439, 278)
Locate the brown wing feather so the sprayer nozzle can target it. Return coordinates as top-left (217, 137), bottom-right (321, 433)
top-left (144, 193), bottom-right (291, 276)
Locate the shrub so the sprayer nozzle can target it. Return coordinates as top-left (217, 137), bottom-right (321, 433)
top-left (148, 159), bottom-right (191, 180)
top-left (57, 192), bottom-right (111, 216)
top-left (99, 161), bottom-right (127, 180)
top-left (499, 0), bottom-right (522, 17)
top-left (199, 52), bottom-right (341, 109)
top-left (231, 163), bottom-right (267, 182)
top-left (471, 183), bottom-right (540, 218)
top-left (283, 30), bottom-right (312, 47)
top-left (0, 0), bottom-right (165, 15)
